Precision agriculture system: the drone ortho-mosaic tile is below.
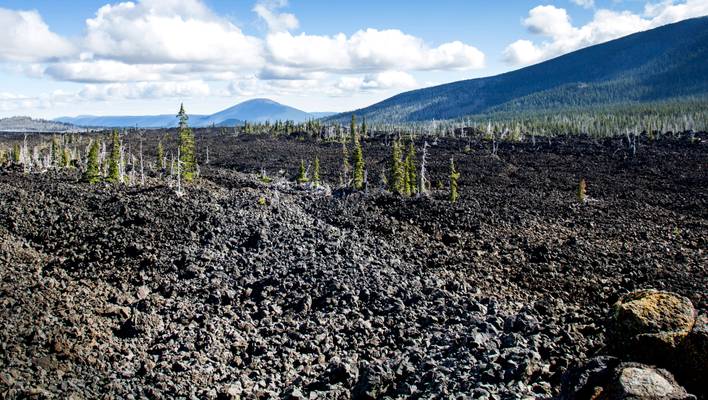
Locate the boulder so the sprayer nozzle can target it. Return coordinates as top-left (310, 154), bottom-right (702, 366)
top-left (602, 363), bottom-right (696, 400)
top-left (607, 289), bottom-right (696, 365)
top-left (677, 314), bottom-right (708, 396)
top-left (560, 360), bottom-right (696, 400)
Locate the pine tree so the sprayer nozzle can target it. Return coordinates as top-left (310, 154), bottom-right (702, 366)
top-left (449, 157), bottom-right (460, 203)
top-left (350, 114), bottom-right (357, 144)
top-left (352, 134), bottom-right (365, 190)
top-left (107, 129), bottom-right (121, 183)
top-left (51, 136), bottom-right (60, 168)
top-left (313, 156), bottom-right (321, 186)
top-left (578, 178), bottom-right (587, 204)
top-left (390, 139), bottom-right (405, 195)
top-left (177, 103), bottom-right (197, 182)
top-left (157, 140), bottom-right (165, 171)
top-left (12, 143), bottom-right (21, 164)
top-left (84, 140), bottom-right (101, 184)
top-left (405, 140), bottom-right (417, 196)
top-left (361, 116), bottom-right (367, 138)
top-left (61, 146), bottom-right (70, 168)
top-left (297, 159), bottom-right (309, 183)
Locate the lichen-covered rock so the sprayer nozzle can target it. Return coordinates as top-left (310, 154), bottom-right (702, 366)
top-left (561, 361), bottom-right (697, 400)
top-left (608, 289), bottom-right (696, 365)
top-left (602, 363), bottom-right (696, 400)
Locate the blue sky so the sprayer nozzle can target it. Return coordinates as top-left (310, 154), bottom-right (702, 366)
top-left (0, 0), bottom-right (705, 118)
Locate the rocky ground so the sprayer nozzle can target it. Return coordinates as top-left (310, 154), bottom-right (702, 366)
top-left (0, 132), bottom-right (706, 399)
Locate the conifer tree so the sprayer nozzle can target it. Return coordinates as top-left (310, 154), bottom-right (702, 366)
top-left (107, 130), bottom-right (121, 183)
top-left (449, 157), bottom-right (460, 203)
top-left (177, 103), bottom-right (197, 182)
top-left (352, 133), bottom-right (365, 190)
top-left (578, 178), bottom-right (587, 204)
top-left (362, 116), bottom-right (367, 138)
top-left (61, 146), bottom-right (70, 168)
top-left (84, 140), bottom-right (101, 184)
top-left (350, 114), bottom-right (357, 144)
top-left (297, 159), bottom-right (309, 183)
top-left (405, 140), bottom-right (417, 196)
top-left (51, 136), bottom-right (60, 168)
top-left (390, 139), bottom-right (405, 195)
top-left (157, 140), bottom-right (165, 171)
top-left (12, 143), bottom-right (21, 164)
top-left (313, 156), bottom-right (321, 186)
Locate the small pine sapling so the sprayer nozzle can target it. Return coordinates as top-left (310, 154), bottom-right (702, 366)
top-left (51, 136), bottom-right (60, 168)
top-left (313, 156), bottom-right (321, 186)
top-left (12, 143), bottom-right (21, 164)
top-left (61, 146), bottom-right (71, 168)
top-left (352, 134), bottom-right (365, 190)
top-left (157, 140), bottom-right (165, 171)
top-left (297, 159), bottom-right (309, 183)
top-left (84, 140), bottom-right (101, 184)
top-left (107, 130), bottom-right (122, 183)
top-left (177, 103), bottom-right (197, 182)
top-left (578, 178), bottom-right (587, 204)
top-left (449, 157), bottom-right (460, 203)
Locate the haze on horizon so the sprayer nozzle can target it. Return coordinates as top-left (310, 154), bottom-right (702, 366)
top-left (0, 0), bottom-right (707, 119)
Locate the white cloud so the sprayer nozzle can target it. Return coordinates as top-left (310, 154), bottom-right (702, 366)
top-left (503, 40), bottom-right (544, 66)
top-left (83, 0), bottom-right (263, 66)
top-left (266, 28), bottom-right (485, 72)
top-left (571, 0), bottom-right (595, 9)
top-left (79, 81), bottom-right (210, 100)
top-left (253, 0), bottom-right (299, 32)
top-left (45, 60), bottom-right (171, 83)
top-left (0, 81), bottom-right (211, 113)
top-left (504, 1), bottom-right (708, 66)
top-left (0, 8), bottom-right (76, 62)
top-left (335, 71), bottom-right (419, 93)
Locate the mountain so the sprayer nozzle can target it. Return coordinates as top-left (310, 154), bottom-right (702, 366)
top-left (56, 99), bottom-right (329, 128)
top-left (330, 16), bottom-right (708, 123)
top-left (198, 98), bottom-right (315, 125)
top-left (54, 114), bottom-right (205, 129)
top-left (0, 116), bottom-right (81, 133)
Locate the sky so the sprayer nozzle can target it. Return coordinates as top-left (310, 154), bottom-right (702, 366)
top-left (0, 0), bottom-right (707, 119)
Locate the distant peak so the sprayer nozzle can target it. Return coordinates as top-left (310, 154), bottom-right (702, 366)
top-left (242, 98), bottom-right (278, 105)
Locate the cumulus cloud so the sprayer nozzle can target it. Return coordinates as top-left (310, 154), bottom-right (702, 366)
top-left (0, 8), bottom-right (76, 62)
top-left (335, 71), bottom-right (419, 93)
top-left (83, 0), bottom-right (263, 66)
top-left (571, 0), bottom-right (595, 9)
top-left (266, 28), bottom-right (485, 72)
top-left (253, 0), bottom-right (299, 32)
top-left (504, 0), bottom-right (708, 66)
top-left (79, 80), bottom-right (210, 100)
top-left (0, 81), bottom-right (211, 113)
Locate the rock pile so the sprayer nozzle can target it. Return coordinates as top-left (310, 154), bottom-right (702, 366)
top-left (562, 289), bottom-right (706, 399)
